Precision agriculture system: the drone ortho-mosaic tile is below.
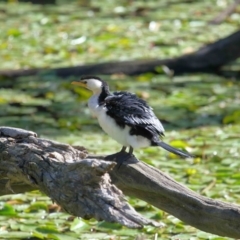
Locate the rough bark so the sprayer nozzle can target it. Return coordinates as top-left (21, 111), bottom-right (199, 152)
top-left (0, 31), bottom-right (240, 78)
top-left (0, 126), bottom-right (162, 229)
top-left (108, 159), bottom-right (240, 238)
top-left (1, 126), bottom-right (240, 238)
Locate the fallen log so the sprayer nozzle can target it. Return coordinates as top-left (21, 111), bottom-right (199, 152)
top-left (0, 126), bottom-right (162, 229)
top-left (1, 126), bottom-right (240, 238)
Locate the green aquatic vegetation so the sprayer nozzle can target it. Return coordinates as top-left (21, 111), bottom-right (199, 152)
top-left (0, 0), bottom-right (240, 239)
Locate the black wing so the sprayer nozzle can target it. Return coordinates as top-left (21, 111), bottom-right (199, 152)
top-left (103, 91), bottom-right (164, 138)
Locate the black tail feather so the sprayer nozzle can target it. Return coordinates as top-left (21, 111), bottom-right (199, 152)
top-left (157, 142), bottom-right (193, 158)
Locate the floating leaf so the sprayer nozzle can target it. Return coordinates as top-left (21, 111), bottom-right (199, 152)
top-left (0, 203), bottom-right (17, 216)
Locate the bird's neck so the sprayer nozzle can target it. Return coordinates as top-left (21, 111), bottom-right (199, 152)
top-left (96, 85), bottom-right (111, 104)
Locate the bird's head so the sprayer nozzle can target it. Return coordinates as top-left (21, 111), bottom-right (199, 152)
top-left (71, 76), bottom-right (106, 94)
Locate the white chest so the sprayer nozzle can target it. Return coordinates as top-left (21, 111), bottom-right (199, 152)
top-left (87, 94), bottom-right (151, 149)
top-left (88, 94), bottom-right (128, 145)
top-left (88, 95), bottom-right (100, 117)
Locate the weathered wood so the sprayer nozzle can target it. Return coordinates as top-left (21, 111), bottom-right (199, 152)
top-left (106, 156), bottom-right (240, 238)
top-left (1, 126), bottom-right (240, 238)
top-left (1, 31), bottom-right (240, 78)
top-left (0, 126), bottom-right (162, 229)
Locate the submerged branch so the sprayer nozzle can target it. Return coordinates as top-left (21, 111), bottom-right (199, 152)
top-left (0, 31), bottom-right (240, 78)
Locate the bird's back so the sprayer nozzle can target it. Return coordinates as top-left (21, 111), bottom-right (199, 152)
top-left (103, 91), bottom-right (165, 141)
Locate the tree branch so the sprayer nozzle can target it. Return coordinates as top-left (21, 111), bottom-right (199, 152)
top-left (107, 157), bottom-right (240, 238)
top-left (0, 31), bottom-right (240, 78)
top-left (1, 127), bottom-right (240, 238)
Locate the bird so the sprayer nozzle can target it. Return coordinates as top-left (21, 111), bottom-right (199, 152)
top-left (71, 76), bottom-right (192, 159)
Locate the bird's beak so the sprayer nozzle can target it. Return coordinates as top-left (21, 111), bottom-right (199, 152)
top-left (71, 81), bottom-right (86, 87)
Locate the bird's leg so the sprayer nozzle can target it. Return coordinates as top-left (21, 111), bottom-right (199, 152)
top-left (104, 146), bottom-right (127, 161)
top-left (120, 146), bottom-right (127, 152)
top-left (128, 146), bottom-right (133, 155)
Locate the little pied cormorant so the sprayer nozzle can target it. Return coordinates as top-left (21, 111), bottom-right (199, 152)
top-left (71, 76), bottom-right (192, 158)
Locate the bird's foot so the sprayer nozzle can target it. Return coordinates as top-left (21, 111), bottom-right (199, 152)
top-left (104, 151), bottom-right (136, 169)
